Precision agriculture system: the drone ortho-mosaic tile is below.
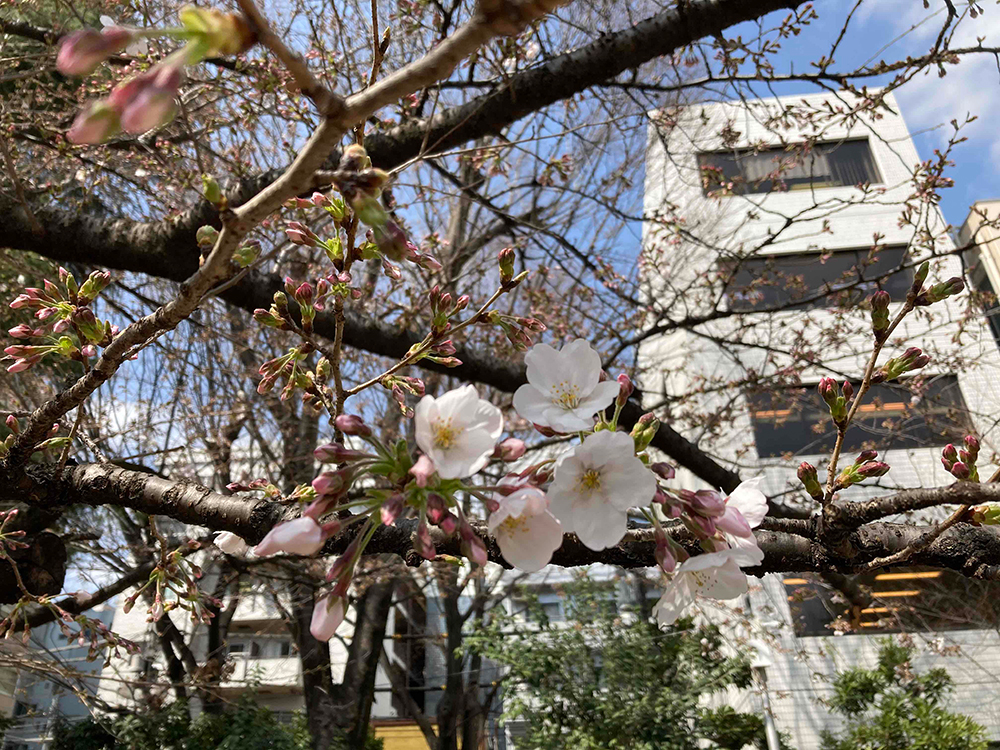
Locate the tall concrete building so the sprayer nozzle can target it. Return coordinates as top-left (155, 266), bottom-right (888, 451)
top-left (640, 90), bottom-right (1000, 748)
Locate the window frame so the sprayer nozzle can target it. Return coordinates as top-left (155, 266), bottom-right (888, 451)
top-left (698, 138), bottom-right (883, 196)
top-left (747, 375), bottom-right (971, 459)
top-left (722, 245), bottom-right (911, 313)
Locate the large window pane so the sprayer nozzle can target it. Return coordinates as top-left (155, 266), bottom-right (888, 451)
top-left (784, 568), bottom-right (1000, 637)
top-left (699, 139), bottom-right (881, 195)
top-left (747, 375), bottom-right (970, 458)
top-left (723, 246), bottom-right (910, 312)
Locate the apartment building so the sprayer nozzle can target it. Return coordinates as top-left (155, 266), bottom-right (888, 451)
top-left (639, 90), bottom-right (1000, 748)
top-left (1, 604), bottom-right (115, 750)
top-left (93, 569), bottom-right (504, 749)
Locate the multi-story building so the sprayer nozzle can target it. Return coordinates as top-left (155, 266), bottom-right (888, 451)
top-left (95, 573), bottom-right (505, 749)
top-left (639, 89), bottom-right (1000, 748)
top-left (1, 604), bottom-right (115, 750)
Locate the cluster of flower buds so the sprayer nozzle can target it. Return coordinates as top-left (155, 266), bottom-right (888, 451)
top-left (381, 375), bottom-right (426, 418)
top-left (6, 269), bottom-right (116, 372)
top-left (871, 347), bottom-right (930, 383)
top-left (123, 543), bottom-right (219, 626)
top-left (61, 6), bottom-right (257, 144)
top-left (427, 285), bottom-right (470, 339)
top-left (797, 462), bottom-right (823, 501)
top-left (941, 435), bottom-right (980, 481)
top-left (870, 290), bottom-right (891, 342)
top-left (478, 309), bottom-right (546, 352)
top-left (288, 191), bottom-right (346, 222)
top-left (818, 377), bottom-right (853, 427)
top-left (328, 145), bottom-right (443, 274)
top-left (629, 412), bottom-right (660, 453)
top-left (256, 344), bottom-right (333, 411)
top-left (498, 247), bottom-right (528, 290)
top-left (0, 417), bottom-right (64, 459)
top-left (833, 450), bottom-right (890, 491)
top-left (0, 509), bottom-right (27, 553)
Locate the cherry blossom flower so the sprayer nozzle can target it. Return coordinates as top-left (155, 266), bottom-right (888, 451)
top-left (488, 484), bottom-right (563, 572)
top-left (310, 594), bottom-right (345, 641)
top-left (652, 480), bottom-right (768, 628)
top-left (254, 516), bottom-right (325, 557)
top-left (513, 340), bottom-right (620, 432)
top-left (214, 531), bottom-right (249, 556)
top-left (652, 548), bottom-right (751, 627)
top-left (414, 385), bottom-right (503, 479)
top-left (547, 430), bottom-right (656, 550)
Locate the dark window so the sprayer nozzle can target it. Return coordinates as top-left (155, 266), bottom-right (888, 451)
top-left (699, 139), bottom-right (881, 195)
top-left (724, 246), bottom-right (911, 312)
top-left (967, 254), bottom-right (1000, 351)
top-left (747, 375), bottom-right (970, 458)
top-left (279, 640), bottom-right (292, 657)
top-left (227, 642), bottom-right (245, 656)
top-left (249, 640), bottom-right (261, 658)
top-left (785, 568), bottom-right (1000, 637)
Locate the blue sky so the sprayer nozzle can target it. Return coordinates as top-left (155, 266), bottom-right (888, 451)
top-left (727, 0), bottom-right (1000, 227)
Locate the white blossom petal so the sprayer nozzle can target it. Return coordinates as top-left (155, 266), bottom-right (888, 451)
top-left (726, 476), bottom-right (768, 528)
top-left (573, 505), bottom-right (629, 550)
top-left (254, 517), bottom-right (325, 557)
top-left (653, 575), bottom-right (695, 627)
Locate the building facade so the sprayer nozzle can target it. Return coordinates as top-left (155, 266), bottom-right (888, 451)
top-left (640, 90), bottom-right (1000, 748)
top-left (1, 604), bottom-right (115, 750)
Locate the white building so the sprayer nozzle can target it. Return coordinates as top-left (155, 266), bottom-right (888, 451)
top-left (640, 90), bottom-right (1000, 748)
top-left (1, 604), bottom-right (115, 750)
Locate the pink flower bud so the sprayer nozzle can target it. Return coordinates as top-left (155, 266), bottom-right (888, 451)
top-left (381, 494), bottom-right (404, 526)
top-left (950, 461), bottom-right (971, 480)
top-left (686, 512), bottom-right (716, 538)
top-left (67, 101), bottom-right (121, 144)
top-left (616, 373), bottom-right (634, 407)
top-left (312, 470), bottom-right (349, 497)
top-left (119, 63), bottom-right (183, 134)
top-left (494, 437), bottom-right (526, 461)
top-left (57, 27), bottom-right (132, 76)
top-left (426, 493), bottom-right (448, 525)
top-left (314, 443), bottom-right (370, 463)
top-left (5, 415), bottom-right (18, 434)
top-left (460, 521), bottom-right (488, 566)
top-left (651, 462), bottom-right (675, 480)
top-left (310, 594), bottom-right (345, 642)
top-left (684, 489), bottom-right (726, 518)
top-left (7, 324), bottom-right (35, 339)
top-left (439, 512), bottom-right (458, 535)
top-left (416, 521), bottom-right (436, 560)
top-left (410, 454), bottom-right (435, 488)
top-left (334, 414), bottom-right (371, 437)
top-left (654, 531), bottom-right (676, 574)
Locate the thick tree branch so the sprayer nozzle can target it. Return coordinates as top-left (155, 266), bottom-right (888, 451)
top-left (9, 461), bottom-right (1000, 581)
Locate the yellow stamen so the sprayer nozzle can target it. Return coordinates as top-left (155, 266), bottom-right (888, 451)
top-left (433, 418), bottom-right (458, 449)
top-left (579, 469), bottom-right (601, 491)
top-left (552, 380), bottom-right (581, 409)
top-left (502, 516), bottom-right (528, 534)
